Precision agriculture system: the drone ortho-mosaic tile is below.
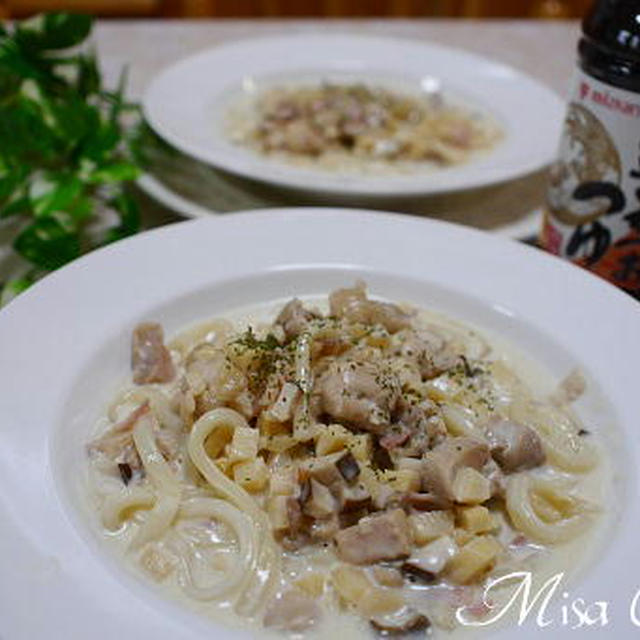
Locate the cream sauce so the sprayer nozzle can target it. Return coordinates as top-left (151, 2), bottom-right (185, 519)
top-left (86, 296), bottom-right (618, 639)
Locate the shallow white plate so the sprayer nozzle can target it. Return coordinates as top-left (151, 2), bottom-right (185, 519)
top-left (1, 209), bottom-right (638, 639)
top-left (136, 172), bottom-right (542, 240)
top-left (143, 34), bottom-right (565, 197)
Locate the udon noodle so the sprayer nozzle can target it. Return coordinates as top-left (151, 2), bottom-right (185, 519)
top-left (87, 283), bottom-right (601, 636)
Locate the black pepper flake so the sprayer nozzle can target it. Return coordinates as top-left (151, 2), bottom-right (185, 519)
top-left (460, 355), bottom-right (482, 377)
top-left (118, 462), bottom-right (132, 485)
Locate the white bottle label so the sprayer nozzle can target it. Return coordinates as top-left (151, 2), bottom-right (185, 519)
top-left (542, 68), bottom-right (640, 294)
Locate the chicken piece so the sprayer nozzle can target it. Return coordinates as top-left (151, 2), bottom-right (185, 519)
top-left (390, 395), bottom-right (447, 454)
top-left (392, 329), bottom-right (458, 380)
top-left (420, 437), bottom-right (490, 502)
top-left (485, 418), bottom-right (545, 473)
top-left (441, 120), bottom-right (473, 148)
top-left (186, 345), bottom-right (238, 396)
top-left (263, 589), bottom-right (321, 632)
top-left (132, 323), bottom-right (175, 385)
top-left (379, 428), bottom-right (411, 451)
top-left (385, 356), bottom-right (423, 393)
top-left (335, 508), bottom-right (411, 565)
top-left (276, 120), bottom-right (325, 155)
top-left (311, 330), bottom-right (353, 359)
top-left (184, 345), bottom-right (248, 418)
top-left (329, 283), bottom-right (410, 334)
top-left (275, 299), bottom-right (320, 341)
top-left (88, 401), bottom-right (182, 471)
top-left (316, 359), bottom-right (400, 434)
top-left (265, 100), bottom-right (300, 122)
top-left (87, 402), bottom-right (150, 460)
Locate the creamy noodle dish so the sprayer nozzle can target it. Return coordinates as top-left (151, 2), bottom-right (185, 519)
top-left (87, 284), bottom-right (601, 636)
top-left (228, 83), bottom-right (501, 172)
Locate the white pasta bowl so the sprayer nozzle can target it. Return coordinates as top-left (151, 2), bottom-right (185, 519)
top-left (0, 208), bottom-right (638, 639)
top-left (143, 34), bottom-right (564, 197)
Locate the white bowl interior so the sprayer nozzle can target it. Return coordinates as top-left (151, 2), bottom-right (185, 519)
top-left (2, 209), bottom-right (638, 639)
top-left (52, 264), bottom-right (630, 638)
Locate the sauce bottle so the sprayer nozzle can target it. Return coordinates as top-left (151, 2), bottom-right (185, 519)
top-left (541, 0), bottom-right (640, 299)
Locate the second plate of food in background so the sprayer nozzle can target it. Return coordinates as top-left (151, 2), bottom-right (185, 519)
top-left (143, 34), bottom-right (565, 197)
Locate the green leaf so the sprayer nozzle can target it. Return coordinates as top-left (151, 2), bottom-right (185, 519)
top-left (1, 277), bottom-right (33, 305)
top-left (0, 96), bottom-right (65, 167)
top-left (0, 164), bottom-right (29, 203)
top-left (67, 195), bottom-right (93, 222)
top-left (15, 13), bottom-right (93, 51)
top-left (75, 49), bottom-right (100, 97)
top-left (14, 217), bottom-right (80, 269)
top-left (31, 175), bottom-right (83, 217)
top-left (80, 121), bottom-right (122, 163)
top-left (105, 190), bottom-right (140, 243)
top-left (0, 276), bottom-right (34, 306)
top-left (0, 194), bottom-right (31, 218)
top-left (89, 162), bottom-right (140, 184)
top-left (105, 65), bottom-right (128, 122)
top-left (0, 40), bottom-right (48, 89)
top-left (0, 11), bottom-right (142, 305)
top-left (47, 94), bottom-right (100, 150)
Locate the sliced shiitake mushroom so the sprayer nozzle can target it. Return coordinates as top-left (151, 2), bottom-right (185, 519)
top-left (336, 451), bottom-right (361, 482)
top-left (370, 606), bottom-right (430, 635)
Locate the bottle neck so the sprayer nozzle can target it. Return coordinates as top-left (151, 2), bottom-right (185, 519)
top-left (579, 0), bottom-right (640, 91)
top-left (579, 35), bottom-right (640, 92)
